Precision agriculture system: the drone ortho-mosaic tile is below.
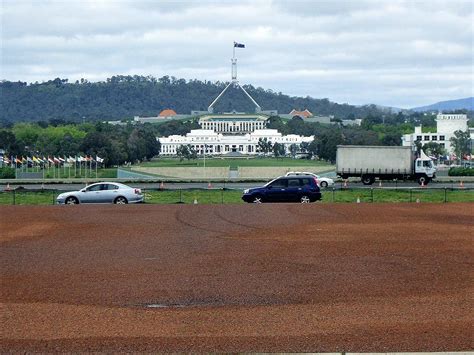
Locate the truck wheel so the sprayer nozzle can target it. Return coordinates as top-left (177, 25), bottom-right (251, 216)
top-left (361, 176), bottom-right (374, 185)
top-left (418, 176), bottom-right (429, 185)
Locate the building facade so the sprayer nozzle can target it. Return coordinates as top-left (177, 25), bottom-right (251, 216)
top-left (402, 114), bottom-right (470, 155)
top-left (159, 128), bottom-right (313, 156)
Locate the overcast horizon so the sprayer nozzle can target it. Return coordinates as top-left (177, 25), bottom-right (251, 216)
top-left (1, 0), bottom-right (473, 109)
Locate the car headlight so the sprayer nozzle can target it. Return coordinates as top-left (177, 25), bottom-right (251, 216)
top-left (243, 189), bottom-right (250, 194)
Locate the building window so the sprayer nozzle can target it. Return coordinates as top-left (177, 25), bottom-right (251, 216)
top-left (440, 143), bottom-right (445, 148)
top-left (440, 135), bottom-right (445, 141)
top-left (416, 135), bottom-right (422, 141)
top-left (432, 136), bottom-right (437, 141)
top-left (424, 135), bottom-right (430, 141)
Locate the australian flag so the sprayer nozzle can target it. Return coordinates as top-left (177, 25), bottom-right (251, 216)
top-left (234, 42), bottom-right (245, 48)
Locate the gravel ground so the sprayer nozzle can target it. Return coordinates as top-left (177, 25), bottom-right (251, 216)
top-left (1, 203), bottom-right (473, 352)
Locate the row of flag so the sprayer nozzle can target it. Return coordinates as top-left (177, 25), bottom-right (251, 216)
top-left (2, 155), bottom-right (104, 166)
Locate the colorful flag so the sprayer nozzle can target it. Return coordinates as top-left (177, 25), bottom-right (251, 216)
top-left (48, 157), bottom-right (54, 164)
top-left (53, 157), bottom-right (60, 164)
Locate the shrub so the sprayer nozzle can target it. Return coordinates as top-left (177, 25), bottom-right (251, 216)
top-left (0, 167), bottom-right (15, 179)
top-left (448, 167), bottom-right (474, 176)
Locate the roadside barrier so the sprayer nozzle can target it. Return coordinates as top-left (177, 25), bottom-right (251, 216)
top-left (0, 186), bottom-right (473, 206)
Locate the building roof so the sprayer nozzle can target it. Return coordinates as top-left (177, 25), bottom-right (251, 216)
top-left (289, 109), bottom-right (313, 118)
top-left (159, 109), bottom-right (177, 117)
top-left (199, 113), bottom-right (269, 122)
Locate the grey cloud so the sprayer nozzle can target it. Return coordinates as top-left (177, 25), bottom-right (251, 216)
top-left (1, 0), bottom-right (473, 108)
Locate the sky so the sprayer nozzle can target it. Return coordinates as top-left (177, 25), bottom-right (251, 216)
top-left (1, 0), bottom-right (473, 108)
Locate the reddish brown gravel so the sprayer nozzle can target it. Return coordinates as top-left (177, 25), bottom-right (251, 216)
top-left (1, 203), bottom-right (473, 352)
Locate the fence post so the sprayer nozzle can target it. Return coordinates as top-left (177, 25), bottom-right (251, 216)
top-left (52, 190), bottom-right (56, 205)
top-left (444, 187), bottom-right (447, 203)
top-left (179, 189), bottom-right (182, 204)
top-left (12, 190), bottom-right (16, 205)
top-left (332, 188), bottom-right (335, 202)
top-left (409, 189), bottom-right (412, 203)
top-left (371, 188), bottom-right (374, 203)
top-left (221, 189), bottom-right (224, 204)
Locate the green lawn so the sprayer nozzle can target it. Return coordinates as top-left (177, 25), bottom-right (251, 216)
top-left (139, 157), bottom-right (332, 169)
top-left (1, 188), bottom-right (472, 205)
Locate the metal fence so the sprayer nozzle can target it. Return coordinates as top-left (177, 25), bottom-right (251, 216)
top-left (0, 187), bottom-right (473, 205)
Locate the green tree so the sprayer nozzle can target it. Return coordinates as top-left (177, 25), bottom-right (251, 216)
top-left (272, 142), bottom-right (285, 158)
top-left (289, 143), bottom-right (298, 158)
top-left (257, 138), bottom-right (273, 156)
top-left (450, 130), bottom-right (471, 160)
top-left (423, 142), bottom-right (446, 159)
top-left (176, 145), bottom-right (189, 162)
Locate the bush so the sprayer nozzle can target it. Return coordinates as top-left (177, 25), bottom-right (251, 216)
top-left (448, 167), bottom-right (474, 176)
top-left (0, 166), bottom-right (15, 179)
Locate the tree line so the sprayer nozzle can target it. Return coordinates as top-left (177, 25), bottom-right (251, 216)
top-left (0, 121), bottom-right (160, 167)
top-left (1, 75), bottom-right (389, 123)
top-left (1, 111), bottom-right (471, 166)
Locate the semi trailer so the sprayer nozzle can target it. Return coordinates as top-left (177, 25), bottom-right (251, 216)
top-left (336, 145), bottom-right (436, 185)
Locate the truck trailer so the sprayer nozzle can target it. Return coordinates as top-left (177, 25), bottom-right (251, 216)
top-left (336, 145), bottom-right (437, 185)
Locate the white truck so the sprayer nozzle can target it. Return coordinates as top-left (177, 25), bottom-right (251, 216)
top-left (336, 145), bottom-right (437, 185)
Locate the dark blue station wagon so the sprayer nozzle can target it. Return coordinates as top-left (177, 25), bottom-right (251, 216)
top-left (242, 176), bottom-right (322, 203)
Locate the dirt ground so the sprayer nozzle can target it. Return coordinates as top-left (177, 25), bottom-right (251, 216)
top-left (1, 203), bottom-right (473, 352)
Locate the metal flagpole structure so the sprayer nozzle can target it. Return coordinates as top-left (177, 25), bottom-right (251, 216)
top-left (207, 41), bottom-right (261, 114)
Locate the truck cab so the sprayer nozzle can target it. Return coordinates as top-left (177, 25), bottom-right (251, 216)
top-left (414, 158), bottom-right (436, 184)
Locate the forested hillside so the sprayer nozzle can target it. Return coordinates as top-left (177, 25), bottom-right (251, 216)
top-left (1, 75), bottom-right (385, 123)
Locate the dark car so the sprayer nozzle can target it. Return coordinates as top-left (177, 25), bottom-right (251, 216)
top-left (242, 176), bottom-right (322, 203)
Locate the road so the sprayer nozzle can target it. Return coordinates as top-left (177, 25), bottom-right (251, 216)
top-left (1, 180), bottom-right (472, 191)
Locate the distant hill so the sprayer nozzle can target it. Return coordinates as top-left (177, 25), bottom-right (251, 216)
top-left (0, 75), bottom-right (386, 123)
top-left (411, 97), bottom-right (473, 112)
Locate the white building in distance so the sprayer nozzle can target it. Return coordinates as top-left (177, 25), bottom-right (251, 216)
top-left (159, 120), bottom-right (314, 156)
top-left (402, 113), bottom-right (470, 155)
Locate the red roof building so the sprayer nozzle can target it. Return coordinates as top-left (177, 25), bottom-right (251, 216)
top-left (159, 109), bottom-right (177, 117)
top-left (289, 109), bottom-right (313, 118)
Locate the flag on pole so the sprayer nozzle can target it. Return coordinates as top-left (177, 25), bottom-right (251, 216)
top-left (48, 156), bottom-right (54, 164)
top-left (234, 42), bottom-right (245, 48)
top-left (96, 156), bottom-right (104, 163)
top-left (53, 157), bottom-right (60, 164)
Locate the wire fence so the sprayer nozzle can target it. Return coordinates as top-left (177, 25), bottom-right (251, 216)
top-left (0, 187), bottom-right (473, 205)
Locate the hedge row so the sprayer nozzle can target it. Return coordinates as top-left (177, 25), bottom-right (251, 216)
top-left (448, 167), bottom-right (474, 176)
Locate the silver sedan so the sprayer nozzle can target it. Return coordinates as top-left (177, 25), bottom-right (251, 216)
top-left (56, 182), bottom-right (143, 204)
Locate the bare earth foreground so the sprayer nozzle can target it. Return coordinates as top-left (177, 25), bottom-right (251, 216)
top-left (1, 203), bottom-right (473, 352)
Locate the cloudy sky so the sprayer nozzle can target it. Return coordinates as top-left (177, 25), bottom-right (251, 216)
top-left (1, 0), bottom-right (473, 108)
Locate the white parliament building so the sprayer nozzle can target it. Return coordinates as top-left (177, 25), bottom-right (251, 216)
top-left (158, 45), bottom-right (314, 156)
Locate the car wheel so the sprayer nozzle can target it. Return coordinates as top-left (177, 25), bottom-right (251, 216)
top-left (114, 196), bottom-right (128, 204)
top-left (65, 196), bottom-right (78, 205)
top-left (300, 195), bottom-right (311, 203)
top-left (361, 175), bottom-right (374, 185)
top-left (320, 181), bottom-right (328, 188)
top-left (252, 195), bottom-right (263, 203)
